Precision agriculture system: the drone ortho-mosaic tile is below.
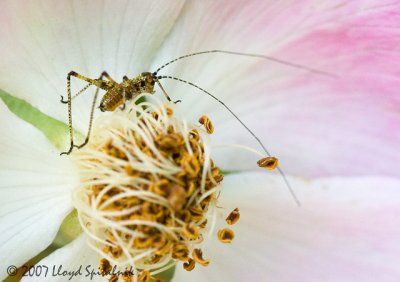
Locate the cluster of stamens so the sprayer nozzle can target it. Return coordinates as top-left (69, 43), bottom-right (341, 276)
top-left (73, 95), bottom-right (235, 281)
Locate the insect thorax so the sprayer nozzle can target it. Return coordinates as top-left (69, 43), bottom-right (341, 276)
top-left (99, 72), bottom-right (155, 112)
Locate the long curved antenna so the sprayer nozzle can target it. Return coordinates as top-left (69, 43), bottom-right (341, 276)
top-left (158, 75), bottom-right (301, 206)
top-left (154, 50), bottom-right (338, 78)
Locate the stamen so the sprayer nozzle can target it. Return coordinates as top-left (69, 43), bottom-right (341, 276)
top-left (73, 95), bottom-right (224, 279)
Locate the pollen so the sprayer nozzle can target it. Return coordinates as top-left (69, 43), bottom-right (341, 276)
top-left (72, 94), bottom-right (224, 279)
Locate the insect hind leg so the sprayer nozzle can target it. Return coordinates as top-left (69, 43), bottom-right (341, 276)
top-left (60, 71), bottom-right (112, 155)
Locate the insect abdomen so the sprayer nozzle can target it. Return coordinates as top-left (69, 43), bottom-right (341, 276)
top-left (100, 88), bottom-right (124, 112)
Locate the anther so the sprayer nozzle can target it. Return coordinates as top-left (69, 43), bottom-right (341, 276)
top-left (109, 274), bottom-right (118, 282)
top-left (218, 228), bottom-right (235, 243)
top-left (183, 258), bottom-right (196, 271)
top-left (182, 222), bottom-right (200, 240)
top-left (198, 115), bottom-right (214, 134)
top-left (138, 270), bottom-right (151, 282)
top-left (99, 258), bottom-right (112, 276)
top-left (226, 208), bottom-right (240, 225)
top-left (257, 156), bottom-right (279, 170)
top-left (192, 248), bottom-right (210, 266)
top-left (172, 243), bottom-right (190, 261)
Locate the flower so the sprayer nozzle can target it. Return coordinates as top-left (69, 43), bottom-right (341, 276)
top-left (1, 0), bottom-right (400, 281)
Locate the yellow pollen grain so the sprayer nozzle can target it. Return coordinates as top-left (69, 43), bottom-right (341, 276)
top-left (257, 156), bottom-right (279, 170)
top-left (218, 228), bottom-right (235, 243)
top-left (226, 208), bottom-right (240, 225)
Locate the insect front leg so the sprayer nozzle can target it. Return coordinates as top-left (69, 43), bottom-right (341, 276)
top-left (154, 78), bottom-right (181, 104)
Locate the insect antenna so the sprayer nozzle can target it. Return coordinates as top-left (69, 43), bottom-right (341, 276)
top-left (154, 50), bottom-right (338, 78)
top-left (157, 75), bottom-right (301, 206)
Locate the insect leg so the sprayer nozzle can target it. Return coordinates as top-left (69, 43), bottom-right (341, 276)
top-left (73, 71), bottom-right (115, 149)
top-left (60, 71), bottom-right (113, 155)
top-left (154, 78), bottom-right (181, 104)
top-left (60, 71), bottom-right (80, 155)
top-left (60, 83), bottom-right (92, 104)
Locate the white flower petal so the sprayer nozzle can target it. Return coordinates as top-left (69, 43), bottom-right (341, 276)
top-left (0, 100), bottom-right (76, 280)
top-left (0, 0), bottom-right (185, 132)
top-left (174, 172), bottom-right (400, 282)
top-left (21, 235), bottom-right (99, 282)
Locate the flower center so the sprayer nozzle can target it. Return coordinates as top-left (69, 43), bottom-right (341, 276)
top-left (72, 95), bottom-right (227, 280)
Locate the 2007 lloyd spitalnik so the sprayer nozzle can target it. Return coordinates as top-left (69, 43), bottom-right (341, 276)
top-left (26, 264), bottom-right (135, 280)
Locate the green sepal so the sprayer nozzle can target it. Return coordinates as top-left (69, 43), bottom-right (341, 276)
top-left (0, 89), bottom-right (81, 150)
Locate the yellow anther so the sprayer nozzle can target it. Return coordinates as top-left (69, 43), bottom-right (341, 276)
top-left (211, 167), bottom-right (224, 183)
top-left (165, 106), bottom-right (173, 117)
top-left (155, 133), bottom-right (184, 150)
top-left (257, 156), bottom-right (279, 170)
top-left (134, 236), bottom-right (153, 249)
top-left (198, 115), bottom-right (214, 134)
top-left (109, 274), bottom-right (118, 282)
top-left (172, 243), bottom-right (190, 261)
top-left (192, 248), bottom-right (210, 266)
top-left (189, 128), bottom-right (200, 140)
top-left (189, 206), bottom-right (204, 221)
top-left (181, 155), bottom-right (201, 178)
top-left (183, 258), bottom-right (196, 271)
top-left (226, 208), bottom-right (240, 225)
top-left (182, 223), bottom-right (200, 240)
top-left (217, 228), bottom-right (235, 243)
top-left (138, 270), bottom-right (151, 282)
top-left (121, 270), bottom-right (133, 282)
top-left (99, 258), bottom-right (112, 276)
top-left (151, 111), bottom-right (159, 120)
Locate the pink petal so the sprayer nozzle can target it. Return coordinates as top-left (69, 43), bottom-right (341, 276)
top-left (153, 1), bottom-right (400, 177)
top-left (173, 172), bottom-right (400, 281)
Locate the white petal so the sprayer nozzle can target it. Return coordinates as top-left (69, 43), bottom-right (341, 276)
top-left (173, 172), bottom-right (400, 281)
top-left (21, 235), bottom-right (99, 282)
top-left (0, 100), bottom-right (76, 280)
top-left (0, 0), bottom-right (185, 132)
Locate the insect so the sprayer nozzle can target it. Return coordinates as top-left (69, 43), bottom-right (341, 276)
top-left (60, 50), bottom-right (336, 204)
